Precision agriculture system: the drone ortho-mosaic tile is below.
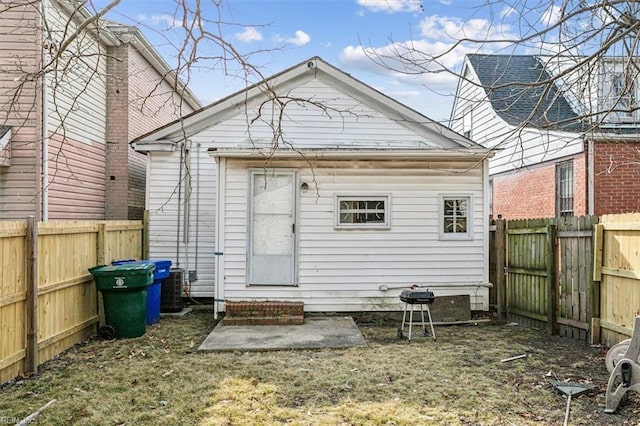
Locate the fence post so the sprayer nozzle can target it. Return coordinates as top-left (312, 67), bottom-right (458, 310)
top-left (96, 222), bottom-right (107, 326)
top-left (495, 219), bottom-right (506, 319)
top-left (591, 222), bottom-right (604, 344)
top-left (25, 216), bottom-right (38, 374)
top-left (143, 210), bottom-right (150, 259)
top-left (547, 224), bottom-right (558, 335)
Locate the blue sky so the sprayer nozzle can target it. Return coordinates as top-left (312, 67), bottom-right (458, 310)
top-left (97, 0), bottom-right (561, 123)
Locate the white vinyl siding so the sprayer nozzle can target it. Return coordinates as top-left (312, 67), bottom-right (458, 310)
top-left (46, 5), bottom-right (107, 144)
top-left (145, 147), bottom-right (217, 297)
top-left (183, 79), bottom-right (452, 150)
top-left (219, 159), bottom-right (489, 311)
top-left (451, 63), bottom-right (584, 176)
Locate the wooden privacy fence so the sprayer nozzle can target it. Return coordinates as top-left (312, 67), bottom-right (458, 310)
top-left (592, 213), bottom-right (640, 347)
top-left (491, 216), bottom-right (598, 341)
top-left (491, 214), bottom-right (640, 345)
top-left (0, 219), bottom-right (143, 385)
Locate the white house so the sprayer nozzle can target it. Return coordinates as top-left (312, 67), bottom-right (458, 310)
top-left (132, 57), bottom-right (493, 315)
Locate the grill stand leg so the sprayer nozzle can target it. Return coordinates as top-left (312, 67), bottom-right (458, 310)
top-left (409, 303), bottom-right (414, 340)
top-left (425, 305), bottom-right (436, 340)
top-left (399, 302), bottom-right (436, 341)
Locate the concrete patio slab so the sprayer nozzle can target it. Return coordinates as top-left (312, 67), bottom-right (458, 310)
top-left (198, 316), bottom-right (367, 352)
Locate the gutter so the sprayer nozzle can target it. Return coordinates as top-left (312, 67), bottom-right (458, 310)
top-left (131, 139), bottom-right (178, 153)
top-left (208, 148), bottom-right (494, 161)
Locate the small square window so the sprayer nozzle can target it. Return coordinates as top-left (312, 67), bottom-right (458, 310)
top-left (336, 195), bottom-right (390, 228)
top-left (440, 195), bottom-right (472, 240)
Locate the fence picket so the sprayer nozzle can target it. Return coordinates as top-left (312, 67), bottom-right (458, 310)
top-left (0, 220), bottom-right (143, 385)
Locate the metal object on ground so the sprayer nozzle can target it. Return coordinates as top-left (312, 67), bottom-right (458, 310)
top-left (551, 381), bottom-right (596, 426)
top-left (397, 289), bottom-right (436, 341)
top-left (605, 316), bottom-right (640, 414)
top-left (605, 338), bottom-right (640, 373)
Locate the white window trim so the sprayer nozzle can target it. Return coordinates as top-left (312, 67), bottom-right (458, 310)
top-left (599, 61), bottom-right (640, 124)
top-left (334, 194), bottom-right (391, 229)
top-left (439, 194), bottom-right (473, 240)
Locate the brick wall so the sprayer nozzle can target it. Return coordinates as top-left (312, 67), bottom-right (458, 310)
top-left (593, 141), bottom-right (640, 215)
top-left (492, 153), bottom-right (587, 219)
top-left (105, 40), bottom-right (196, 220)
top-left (105, 44), bottom-right (130, 220)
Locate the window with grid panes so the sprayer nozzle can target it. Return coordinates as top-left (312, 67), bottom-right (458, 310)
top-left (440, 195), bottom-right (472, 240)
top-left (556, 161), bottom-right (574, 217)
top-left (336, 196), bottom-right (390, 228)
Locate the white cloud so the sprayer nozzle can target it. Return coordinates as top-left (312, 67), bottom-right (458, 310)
top-left (357, 0), bottom-right (423, 13)
top-left (137, 13), bottom-right (181, 29)
top-left (276, 30), bottom-right (311, 46)
top-left (541, 5), bottom-right (562, 25)
top-left (419, 15), bottom-right (511, 42)
top-left (340, 42), bottom-right (461, 91)
top-left (339, 12), bottom-right (523, 120)
top-left (289, 30), bottom-right (311, 46)
top-left (235, 27), bottom-right (263, 42)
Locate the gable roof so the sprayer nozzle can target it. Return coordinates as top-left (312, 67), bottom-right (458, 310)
top-left (465, 54), bottom-right (585, 132)
top-left (132, 57), bottom-right (489, 155)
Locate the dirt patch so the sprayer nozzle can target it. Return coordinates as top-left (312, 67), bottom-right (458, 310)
top-left (0, 309), bottom-right (638, 425)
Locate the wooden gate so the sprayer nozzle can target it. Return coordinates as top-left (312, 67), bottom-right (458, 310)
top-left (505, 219), bottom-right (557, 334)
top-left (556, 216), bottom-right (597, 340)
top-left (497, 216), bottom-right (596, 339)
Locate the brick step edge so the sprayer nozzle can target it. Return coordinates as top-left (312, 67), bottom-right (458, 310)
top-left (225, 301), bottom-right (304, 318)
top-left (222, 315), bottom-right (304, 326)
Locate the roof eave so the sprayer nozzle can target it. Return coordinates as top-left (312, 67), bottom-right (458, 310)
top-left (208, 147), bottom-right (493, 161)
top-left (131, 139), bottom-right (178, 153)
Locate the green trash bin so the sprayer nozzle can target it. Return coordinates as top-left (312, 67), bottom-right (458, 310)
top-left (89, 262), bottom-right (155, 339)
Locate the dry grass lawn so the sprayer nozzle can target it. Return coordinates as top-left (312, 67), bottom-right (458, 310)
top-left (1, 307), bottom-right (639, 425)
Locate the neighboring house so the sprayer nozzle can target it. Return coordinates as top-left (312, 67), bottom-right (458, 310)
top-left (132, 57), bottom-right (493, 314)
top-left (0, 0), bottom-right (199, 221)
top-left (450, 54), bottom-right (640, 219)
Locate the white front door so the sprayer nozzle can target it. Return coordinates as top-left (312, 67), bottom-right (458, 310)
top-left (248, 171), bottom-right (296, 285)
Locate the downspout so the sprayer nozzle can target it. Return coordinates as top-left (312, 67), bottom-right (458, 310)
top-left (183, 140), bottom-right (191, 246)
top-left (194, 142), bottom-right (200, 274)
top-left (40, 0), bottom-right (50, 221)
top-left (176, 141), bottom-right (183, 267)
top-left (214, 154), bottom-right (225, 320)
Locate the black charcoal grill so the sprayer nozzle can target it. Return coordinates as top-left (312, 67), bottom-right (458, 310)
top-left (398, 288), bottom-right (436, 341)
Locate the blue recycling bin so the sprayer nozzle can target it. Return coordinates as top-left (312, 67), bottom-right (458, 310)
top-left (112, 259), bottom-right (172, 325)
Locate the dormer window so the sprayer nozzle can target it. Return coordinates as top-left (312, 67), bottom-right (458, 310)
top-left (612, 73), bottom-right (636, 121)
top-left (601, 60), bottom-right (639, 123)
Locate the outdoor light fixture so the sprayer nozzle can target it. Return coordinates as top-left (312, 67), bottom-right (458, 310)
top-left (300, 182), bottom-right (309, 192)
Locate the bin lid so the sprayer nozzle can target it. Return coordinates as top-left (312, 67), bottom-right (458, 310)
top-left (110, 259), bottom-right (171, 280)
top-left (89, 262), bottom-right (156, 276)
